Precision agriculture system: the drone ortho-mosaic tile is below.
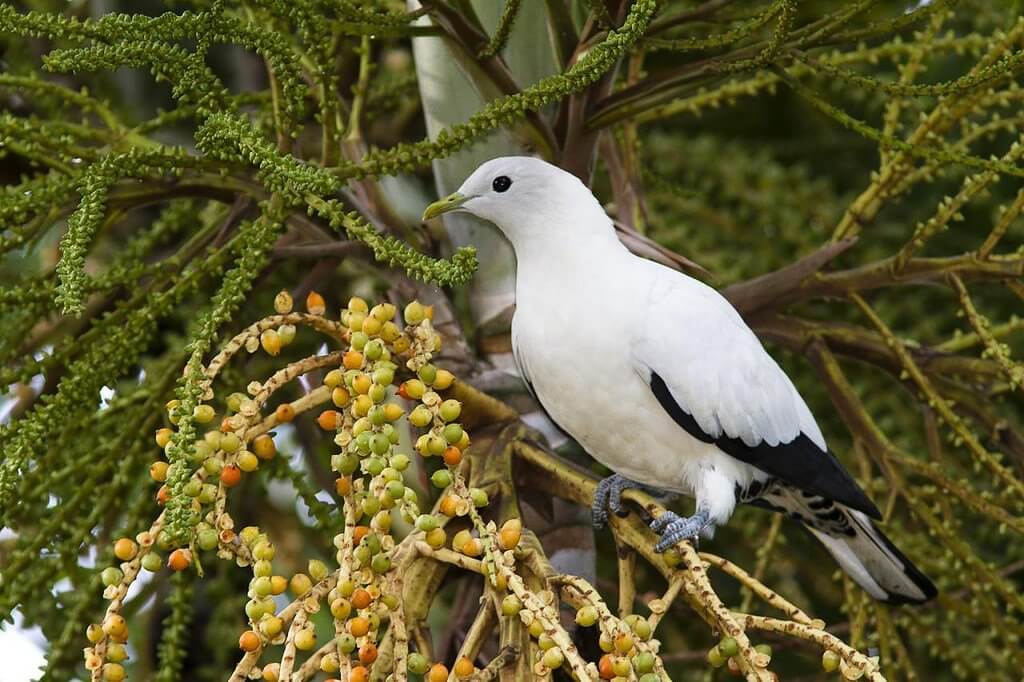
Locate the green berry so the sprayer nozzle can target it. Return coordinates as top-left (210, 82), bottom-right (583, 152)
top-left (431, 470), bottom-right (452, 488)
top-left (501, 595), bottom-right (522, 616)
top-left (409, 405), bottom-right (432, 428)
top-left (339, 633), bottom-right (357, 654)
top-left (351, 331), bottom-right (368, 350)
top-left (225, 392), bottom-right (246, 413)
top-left (369, 384), bottom-right (387, 403)
top-left (417, 364), bottom-right (437, 385)
top-left (719, 637), bottom-right (739, 658)
top-left (707, 646), bottom-right (725, 668)
top-left (337, 453), bottom-right (359, 475)
top-left (370, 433), bottom-right (390, 455)
top-left (141, 553), bottom-right (162, 572)
top-left (252, 576), bottom-right (273, 597)
top-left (193, 404), bottom-right (215, 423)
top-left (391, 453), bottom-right (411, 471)
top-left (633, 652), bottom-right (655, 674)
top-left (365, 534), bottom-right (382, 555)
top-left (362, 496), bottom-right (381, 516)
top-left (407, 652), bottom-right (429, 674)
top-left (416, 514), bottom-right (439, 532)
top-left (822, 650), bottom-right (841, 672)
top-left (365, 457), bottom-right (385, 476)
top-left (404, 301), bottom-right (425, 325)
top-left (369, 406), bottom-right (386, 426)
top-left (754, 644), bottom-right (772, 658)
top-left (198, 483), bottom-right (217, 504)
top-left (386, 480), bottom-right (406, 500)
top-left (427, 435), bottom-right (446, 456)
top-left (373, 367), bottom-right (395, 386)
top-left (439, 399), bottom-right (462, 422)
top-left (101, 567), bottom-right (123, 586)
top-left (354, 545), bottom-right (371, 565)
top-left (443, 423), bottom-right (463, 444)
top-left (575, 606), bottom-right (598, 627)
top-left (469, 488), bottom-right (489, 507)
top-left (197, 527), bottom-right (219, 550)
top-left (365, 340), bottom-right (383, 360)
top-left (371, 554), bottom-right (391, 573)
top-left (542, 648), bottom-right (564, 670)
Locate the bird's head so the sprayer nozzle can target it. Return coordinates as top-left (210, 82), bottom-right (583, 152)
top-left (422, 156), bottom-right (611, 251)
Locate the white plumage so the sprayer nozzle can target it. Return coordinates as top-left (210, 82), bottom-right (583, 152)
top-left (423, 156), bottom-right (936, 604)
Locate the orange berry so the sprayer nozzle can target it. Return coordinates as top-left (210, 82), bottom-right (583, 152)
top-left (275, 404), bottom-right (295, 422)
top-left (439, 495), bottom-right (459, 517)
top-left (352, 588), bottom-right (372, 610)
top-left (253, 434), bottom-right (276, 460)
top-left (353, 526), bottom-right (370, 545)
top-left (343, 350), bottom-right (363, 370)
top-left (461, 538), bottom-right (483, 557)
top-left (349, 617), bottom-right (370, 637)
top-left (220, 465), bottom-right (242, 487)
top-left (150, 461), bottom-right (168, 482)
top-left (497, 519), bottom-right (522, 551)
top-left (454, 656), bottom-right (475, 678)
top-left (358, 643), bottom-right (378, 665)
top-left (306, 291), bottom-right (326, 315)
top-left (442, 446), bottom-right (462, 466)
top-left (598, 654), bottom-right (616, 679)
top-left (238, 630), bottom-right (260, 652)
top-left (426, 663), bottom-right (448, 682)
top-left (156, 485), bottom-right (170, 505)
top-left (336, 476), bottom-right (352, 495)
top-left (260, 329), bottom-right (282, 356)
top-left (113, 538), bottom-right (137, 562)
top-left (349, 666), bottom-right (368, 682)
top-left (318, 410), bottom-right (340, 431)
top-left (168, 548), bottom-right (191, 571)
top-left (352, 374), bottom-right (372, 395)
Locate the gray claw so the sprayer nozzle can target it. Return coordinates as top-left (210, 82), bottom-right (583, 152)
top-left (592, 474), bottom-right (666, 530)
top-left (651, 509), bottom-right (712, 552)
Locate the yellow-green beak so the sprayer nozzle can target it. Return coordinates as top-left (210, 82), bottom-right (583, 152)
top-left (422, 192), bottom-right (467, 221)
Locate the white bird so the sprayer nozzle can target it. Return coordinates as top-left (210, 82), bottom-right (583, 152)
top-left (423, 156), bottom-right (936, 604)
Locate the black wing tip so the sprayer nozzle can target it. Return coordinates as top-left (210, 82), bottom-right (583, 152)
top-left (874, 526), bottom-right (939, 605)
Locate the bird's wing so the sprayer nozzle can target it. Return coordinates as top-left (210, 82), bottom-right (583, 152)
top-left (632, 270), bottom-right (880, 518)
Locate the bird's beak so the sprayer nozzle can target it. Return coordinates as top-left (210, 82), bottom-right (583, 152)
top-left (422, 192), bottom-right (468, 221)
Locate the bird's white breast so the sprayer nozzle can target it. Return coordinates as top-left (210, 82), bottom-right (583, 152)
top-left (511, 253), bottom-right (750, 501)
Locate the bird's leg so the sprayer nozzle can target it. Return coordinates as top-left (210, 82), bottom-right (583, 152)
top-left (650, 508), bottom-right (713, 552)
top-left (592, 474), bottom-right (667, 529)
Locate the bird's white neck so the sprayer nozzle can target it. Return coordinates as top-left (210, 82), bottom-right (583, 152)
top-left (509, 212), bottom-right (631, 309)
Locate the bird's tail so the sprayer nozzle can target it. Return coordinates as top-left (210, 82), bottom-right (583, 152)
top-left (767, 487), bottom-right (937, 604)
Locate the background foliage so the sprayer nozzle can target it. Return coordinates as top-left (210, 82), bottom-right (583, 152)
top-left (1, 0), bottom-right (1023, 680)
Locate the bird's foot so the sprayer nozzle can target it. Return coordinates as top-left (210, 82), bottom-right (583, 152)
top-left (592, 474), bottom-right (667, 530)
top-left (651, 509), bottom-right (713, 552)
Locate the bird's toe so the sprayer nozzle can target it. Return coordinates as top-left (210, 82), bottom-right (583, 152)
top-left (651, 510), bottom-right (711, 552)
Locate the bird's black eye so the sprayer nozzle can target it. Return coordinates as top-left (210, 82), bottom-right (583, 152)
top-left (492, 175), bottom-right (512, 193)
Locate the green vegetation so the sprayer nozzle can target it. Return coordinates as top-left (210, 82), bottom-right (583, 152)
top-left (1, 1), bottom-right (1022, 680)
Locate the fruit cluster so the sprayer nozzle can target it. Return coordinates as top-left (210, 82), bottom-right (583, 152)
top-left (80, 290), bottom-right (870, 682)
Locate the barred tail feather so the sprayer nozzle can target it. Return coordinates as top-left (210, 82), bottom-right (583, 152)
top-left (759, 486), bottom-right (937, 604)
top-left (807, 508), bottom-right (936, 604)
